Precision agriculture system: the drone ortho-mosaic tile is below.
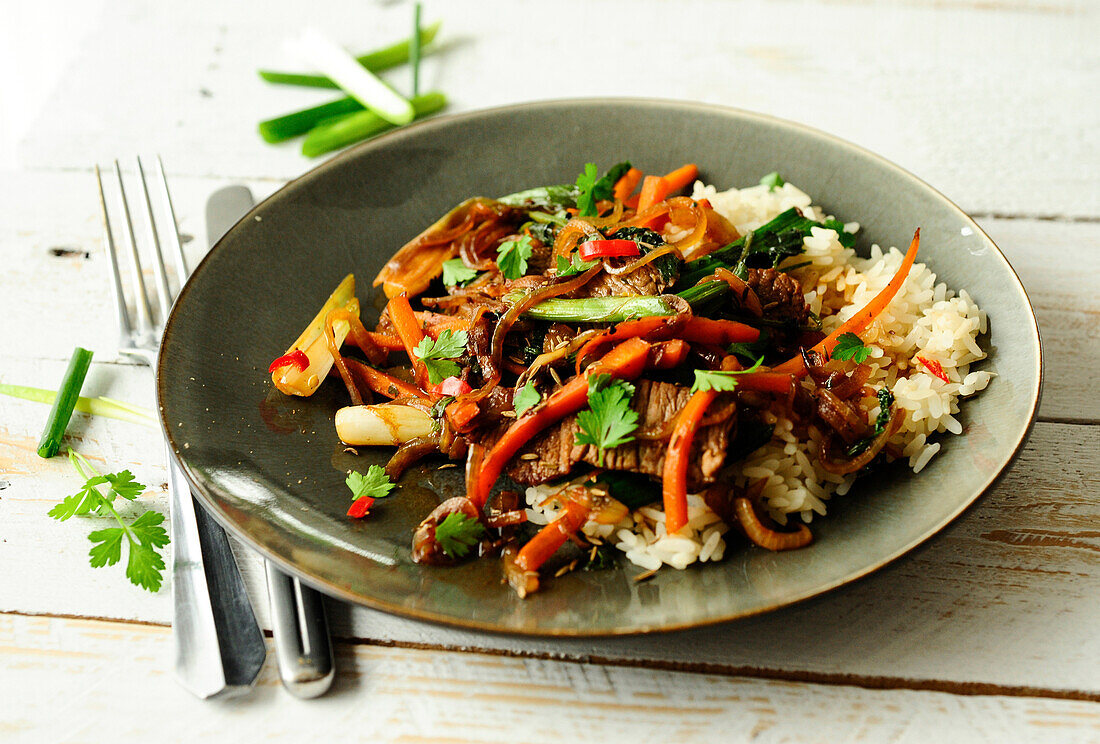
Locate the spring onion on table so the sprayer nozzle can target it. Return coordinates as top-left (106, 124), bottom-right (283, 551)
top-left (36, 347), bottom-right (94, 458)
top-left (1, 383), bottom-right (154, 427)
top-left (258, 21), bottom-right (440, 88)
top-left (301, 91), bottom-right (447, 157)
top-left (286, 28), bottom-right (415, 125)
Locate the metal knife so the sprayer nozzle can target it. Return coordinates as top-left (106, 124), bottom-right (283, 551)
top-left (206, 185), bottom-right (336, 699)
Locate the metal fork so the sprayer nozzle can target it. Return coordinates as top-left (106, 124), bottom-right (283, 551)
top-left (95, 157), bottom-right (267, 698)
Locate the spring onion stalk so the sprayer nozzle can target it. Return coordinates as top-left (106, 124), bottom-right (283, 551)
top-left (258, 22), bottom-right (441, 88)
top-left (411, 3), bottom-right (423, 97)
top-left (522, 282), bottom-right (729, 323)
top-left (1, 384), bottom-right (155, 427)
top-left (259, 97), bottom-right (365, 143)
top-left (272, 274), bottom-right (357, 396)
top-left (287, 28), bottom-right (414, 126)
top-left (335, 404), bottom-right (435, 446)
top-left (37, 347), bottom-right (94, 458)
top-left (301, 92), bottom-right (447, 157)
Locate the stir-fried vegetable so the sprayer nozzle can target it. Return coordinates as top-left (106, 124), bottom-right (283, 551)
top-left (271, 274), bottom-right (357, 396)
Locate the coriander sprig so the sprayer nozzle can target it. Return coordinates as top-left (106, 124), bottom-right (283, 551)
top-left (434, 512), bottom-right (486, 559)
top-left (496, 236), bottom-right (534, 280)
top-left (49, 450), bottom-right (169, 592)
top-left (691, 357), bottom-right (765, 393)
top-left (574, 374), bottom-right (639, 466)
top-left (831, 332), bottom-right (872, 363)
top-left (413, 329), bottom-right (468, 385)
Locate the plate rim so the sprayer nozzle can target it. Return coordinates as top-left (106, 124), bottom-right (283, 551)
top-left (157, 96), bottom-right (1044, 636)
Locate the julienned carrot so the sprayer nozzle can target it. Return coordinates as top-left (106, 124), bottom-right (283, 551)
top-left (613, 167), bottom-right (643, 202)
top-left (636, 175), bottom-right (668, 212)
top-left (662, 389), bottom-right (718, 534)
top-left (365, 331), bottom-right (404, 351)
top-left (472, 337), bottom-right (652, 509)
top-left (387, 294), bottom-right (429, 389)
top-left (346, 359), bottom-right (425, 400)
top-left (773, 229), bottom-right (920, 376)
top-left (734, 372), bottom-right (796, 394)
top-left (514, 500), bottom-right (590, 572)
top-left (575, 315), bottom-right (683, 374)
top-left (661, 163), bottom-right (699, 192)
top-left (680, 317), bottom-right (761, 345)
top-left (648, 339), bottom-right (689, 369)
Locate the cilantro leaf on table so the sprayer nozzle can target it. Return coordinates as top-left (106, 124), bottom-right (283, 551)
top-left (413, 329), bottom-right (468, 384)
top-left (831, 332), bottom-right (872, 363)
top-left (346, 465), bottom-right (396, 501)
top-left (690, 357), bottom-right (765, 394)
top-left (496, 236), bottom-right (534, 280)
top-left (575, 161), bottom-right (631, 217)
top-left (49, 450), bottom-right (169, 592)
top-left (441, 258), bottom-right (478, 287)
top-left (513, 381), bottom-right (541, 416)
top-left (574, 374), bottom-right (639, 466)
top-left (555, 253), bottom-right (598, 278)
top-left (434, 512), bottom-right (486, 559)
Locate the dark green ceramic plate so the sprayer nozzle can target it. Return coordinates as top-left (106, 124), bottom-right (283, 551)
top-left (158, 99), bottom-right (1041, 636)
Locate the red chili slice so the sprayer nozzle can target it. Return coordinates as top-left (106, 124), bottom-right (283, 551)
top-left (432, 376), bottom-right (473, 397)
top-left (268, 349), bottom-right (310, 373)
top-left (578, 239), bottom-right (641, 261)
top-left (917, 356), bottom-right (950, 383)
top-left (347, 495), bottom-right (375, 518)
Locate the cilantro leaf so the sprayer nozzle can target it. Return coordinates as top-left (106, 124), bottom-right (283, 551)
top-left (413, 329), bottom-right (469, 385)
top-left (822, 218), bottom-right (857, 248)
top-left (690, 357), bottom-right (765, 393)
top-left (51, 449), bottom-right (167, 592)
top-left (513, 382), bottom-right (541, 415)
top-left (832, 332), bottom-right (871, 363)
top-left (496, 236), bottom-right (534, 280)
top-left (106, 470), bottom-right (144, 500)
top-left (346, 465), bottom-right (396, 501)
top-left (575, 162), bottom-right (631, 217)
top-left (434, 511), bottom-right (486, 559)
top-left (574, 374), bottom-right (639, 466)
top-left (759, 172), bottom-right (785, 191)
top-left (555, 253), bottom-right (598, 278)
top-left (442, 258), bottom-right (478, 287)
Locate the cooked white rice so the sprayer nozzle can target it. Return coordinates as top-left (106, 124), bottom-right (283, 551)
top-left (526, 179), bottom-right (992, 570)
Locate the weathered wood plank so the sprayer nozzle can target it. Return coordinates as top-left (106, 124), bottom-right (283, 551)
top-left (1, 169), bottom-right (1094, 420)
top-left (1, 614), bottom-right (1097, 744)
top-left (2, 350), bottom-right (1096, 695)
top-left (13, 0), bottom-right (1099, 217)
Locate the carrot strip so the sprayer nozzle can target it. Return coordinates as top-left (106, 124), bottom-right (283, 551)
top-left (662, 389), bottom-right (718, 534)
top-left (387, 293), bottom-right (429, 389)
top-left (661, 163), bottom-right (699, 192)
top-left (514, 500), bottom-right (590, 572)
top-left (472, 337), bottom-right (652, 509)
top-left (575, 315), bottom-right (683, 374)
top-left (613, 167), bottom-right (643, 202)
top-left (636, 175), bottom-right (668, 213)
top-left (734, 372), bottom-right (796, 394)
top-left (773, 229), bottom-right (921, 376)
top-left (648, 339), bottom-right (689, 369)
top-left (364, 331), bottom-right (404, 351)
top-left (344, 359), bottom-right (425, 400)
top-left (680, 317), bottom-right (761, 345)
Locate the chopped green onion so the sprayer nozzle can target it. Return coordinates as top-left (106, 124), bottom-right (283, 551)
top-left (410, 3), bottom-right (423, 97)
top-left (301, 91), bottom-right (447, 157)
top-left (522, 296), bottom-right (679, 323)
top-left (37, 348), bottom-right (94, 458)
top-left (1, 384), bottom-right (155, 427)
top-left (288, 28), bottom-right (415, 126)
top-left (259, 97), bottom-right (365, 143)
top-left (258, 22), bottom-right (441, 89)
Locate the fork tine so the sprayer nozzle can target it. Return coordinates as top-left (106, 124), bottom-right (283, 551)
top-left (95, 165), bottom-right (134, 340)
top-left (113, 160), bottom-right (155, 338)
top-left (155, 155), bottom-right (189, 285)
top-left (136, 157), bottom-right (173, 322)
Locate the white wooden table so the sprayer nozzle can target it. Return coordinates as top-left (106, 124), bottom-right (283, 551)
top-left (2, 1), bottom-right (1098, 741)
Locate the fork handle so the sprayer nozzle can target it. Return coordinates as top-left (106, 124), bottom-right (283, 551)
top-left (265, 562), bottom-right (335, 698)
top-left (168, 446), bottom-right (267, 698)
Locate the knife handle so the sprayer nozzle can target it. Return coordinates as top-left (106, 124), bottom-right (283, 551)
top-left (265, 561), bottom-right (335, 698)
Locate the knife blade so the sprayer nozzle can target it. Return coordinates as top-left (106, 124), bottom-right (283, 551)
top-left (206, 185), bottom-right (335, 699)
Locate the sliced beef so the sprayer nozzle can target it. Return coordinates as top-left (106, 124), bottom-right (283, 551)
top-left (575, 262), bottom-right (671, 298)
top-left (484, 379), bottom-right (735, 492)
top-left (745, 268), bottom-right (809, 325)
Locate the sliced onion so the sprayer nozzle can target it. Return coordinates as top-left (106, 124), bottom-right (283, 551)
top-left (818, 411), bottom-right (902, 475)
top-left (734, 497), bottom-right (813, 551)
top-left (385, 435), bottom-right (442, 480)
top-left (713, 268), bottom-right (764, 316)
top-left (603, 244), bottom-right (682, 276)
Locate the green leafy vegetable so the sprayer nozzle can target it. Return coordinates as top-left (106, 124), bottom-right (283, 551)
top-left (346, 465), bottom-right (396, 501)
top-left (760, 172), bottom-right (785, 191)
top-left (555, 253), bottom-right (598, 278)
top-left (733, 229), bottom-right (807, 276)
top-left (413, 329), bottom-right (468, 385)
top-left (38, 346), bottom-right (93, 458)
top-left (831, 332), bottom-right (871, 363)
top-left (49, 450), bottom-right (169, 592)
top-left (497, 184), bottom-right (579, 211)
top-left (822, 218), bottom-right (857, 248)
top-left (728, 330), bottom-right (772, 364)
top-left (496, 235), bottom-right (534, 280)
top-left (434, 512), bottom-right (486, 559)
top-left (574, 374), bottom-right (640, 466)
top-left (575, 162), bottom-right (631, 217)
top-left (691, 357), bottom-right (765, 393)
top-left (846, 388), bottom-right (895, 457)
top-left (606, 226), bottom-right (681, 285)
top-left (441, 258), bottom-right (478, 287)
top-left (592, 471), bottom-right (659, 510)
top-left (513, 382), bottom-right (541, 415)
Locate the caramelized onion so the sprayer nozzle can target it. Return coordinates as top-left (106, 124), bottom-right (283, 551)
top-left (603, 244), bottom-right (682, 276)
top-left (713, 268), bottom-right (764, 316)
top-left (734, 497), bottom-right (813, 551)
top-left (385, 435), bottom-right (442, 480)
top-left (818, 410), bottom-right (902, 475)
top-left (515, 328), bottom-right (603, 392)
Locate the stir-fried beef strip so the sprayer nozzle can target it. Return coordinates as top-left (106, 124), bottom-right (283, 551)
top-left (744, 268), bottom-right (809, 325)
